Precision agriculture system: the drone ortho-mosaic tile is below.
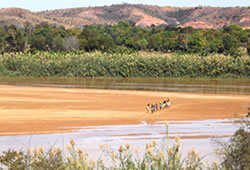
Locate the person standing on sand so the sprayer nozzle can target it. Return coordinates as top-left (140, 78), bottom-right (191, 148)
top-left (159, 102), bottom-right (162, 109)
top-left (146, 104), bottom-right (150, 112)
top-left (151, 104), bottom-right (155, 113)
top-left (163, 99), bottom-right (166, 109)
top-left (167, 98), bottom-right (171, 107)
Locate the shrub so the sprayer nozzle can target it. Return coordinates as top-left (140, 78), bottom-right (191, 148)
top-left (0, 52), bottom-right (249, 78)
top-left (216, 120), bottom-right (250, 170)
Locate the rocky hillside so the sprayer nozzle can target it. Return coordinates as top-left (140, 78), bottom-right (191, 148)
top-left (0, 4), bottom-right (249, 29)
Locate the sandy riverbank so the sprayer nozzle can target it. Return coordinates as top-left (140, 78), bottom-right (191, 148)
top-left (0, 85), bottom-right (248, 136)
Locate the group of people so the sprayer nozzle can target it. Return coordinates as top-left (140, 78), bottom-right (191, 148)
top-left (146, 98), bottom-right (171, 113)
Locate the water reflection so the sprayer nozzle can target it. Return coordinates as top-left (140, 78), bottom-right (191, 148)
top-left (0, 77), bottom-right (249, 94)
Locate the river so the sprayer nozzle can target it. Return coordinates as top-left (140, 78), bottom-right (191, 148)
top-left (0, 77), bottom-right (249, 94)
top-left (0, 77), bottom-right (249, 164)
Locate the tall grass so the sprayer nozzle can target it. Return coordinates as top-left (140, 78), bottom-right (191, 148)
top-left (0, 51), bottom-right (249, 78)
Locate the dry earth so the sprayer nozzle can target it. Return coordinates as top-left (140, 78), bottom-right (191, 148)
top-left (0, 5), bottom-right (249, 29)
top-left (0, 85), bottom-right (248, 136)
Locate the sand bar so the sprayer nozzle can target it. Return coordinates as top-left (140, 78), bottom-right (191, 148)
top-left (0, 85), bottom-right (248, 136)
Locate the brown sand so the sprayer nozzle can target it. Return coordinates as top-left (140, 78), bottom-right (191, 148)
top-left (0, 85), bottom-right (248, 136)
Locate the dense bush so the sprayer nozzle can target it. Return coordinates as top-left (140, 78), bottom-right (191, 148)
top-left (0, 52), bottom-right (249, 78)
top-left (0, 22), bottom-right (249, 57)
top-left (216, 121), bottom-right (250, 170)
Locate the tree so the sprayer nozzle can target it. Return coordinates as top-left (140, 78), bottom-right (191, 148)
top-left (162, 38), bottom-right (177, 52)
top-left (79, 26), bottom-right (100, 51)
top-left (187, 31), bottom-right (206, 53)
top-left (99, 34), bottom-right (115, 51)
top-left (224, 24), bottom-right (248, 43)
top-left (3, 25), bottom-right (27, 52)
top-left (63, 36), bottom-right (79, 52)
top-left (223, 34), bottom-right (241, 57)
top-left (203, 30), bottom-right (224, 54)
top-left (31, 27), bottom-right (50, 51)
top-left (31, 24), bottom-right (67, 51)
top-left (135, 38), bottom-right (148, 50)
top-left (206, 39), bottom-right (224, 53)
top-left (31, 36), bottom-right (47, 51)
top-left (148, 34), bottom-right (163, 51)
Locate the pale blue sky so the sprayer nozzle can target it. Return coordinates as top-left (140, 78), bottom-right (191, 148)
top-left (0, 0), bottom-right (249, 11)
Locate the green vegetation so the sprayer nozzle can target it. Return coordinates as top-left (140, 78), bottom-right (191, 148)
top-left (0, 22), bottom-right (249, 57)
top-left (0, 22), bottom-right (249, 78)
top-left (216, 120), bottom-right (250, 170)
top-left (1, 121), bottom-right (249, 169)
top-left (0, 52), bottom-right (249, 78)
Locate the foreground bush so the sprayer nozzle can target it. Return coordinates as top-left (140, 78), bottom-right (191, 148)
top-left (216, 120), bottom-right (250, 170)
top-left (0, 52), bottom-right (249, 78)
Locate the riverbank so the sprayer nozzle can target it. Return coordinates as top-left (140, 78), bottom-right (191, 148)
top-left (0, 85), bottom-right (248, 136)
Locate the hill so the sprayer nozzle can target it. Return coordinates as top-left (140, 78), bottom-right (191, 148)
top-left (0, 4), bottom-right (249, 29)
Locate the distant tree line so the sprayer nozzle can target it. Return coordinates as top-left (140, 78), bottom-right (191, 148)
top-left (0, 22), bottom-right (249, 56)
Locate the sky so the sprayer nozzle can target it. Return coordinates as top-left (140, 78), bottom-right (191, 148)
top-left (0, 0), bottom-right (249, 11)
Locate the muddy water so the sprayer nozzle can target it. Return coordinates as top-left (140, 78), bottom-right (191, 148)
top-left (0, 77), bottom-right (249, 94)
top-left (0, 119), bottom-right (247, 162)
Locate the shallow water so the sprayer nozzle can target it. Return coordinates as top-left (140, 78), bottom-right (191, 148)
top-left (0, 119), bottom-right (247, 162)
top-left (0, 77), bottom-right (249, 94)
